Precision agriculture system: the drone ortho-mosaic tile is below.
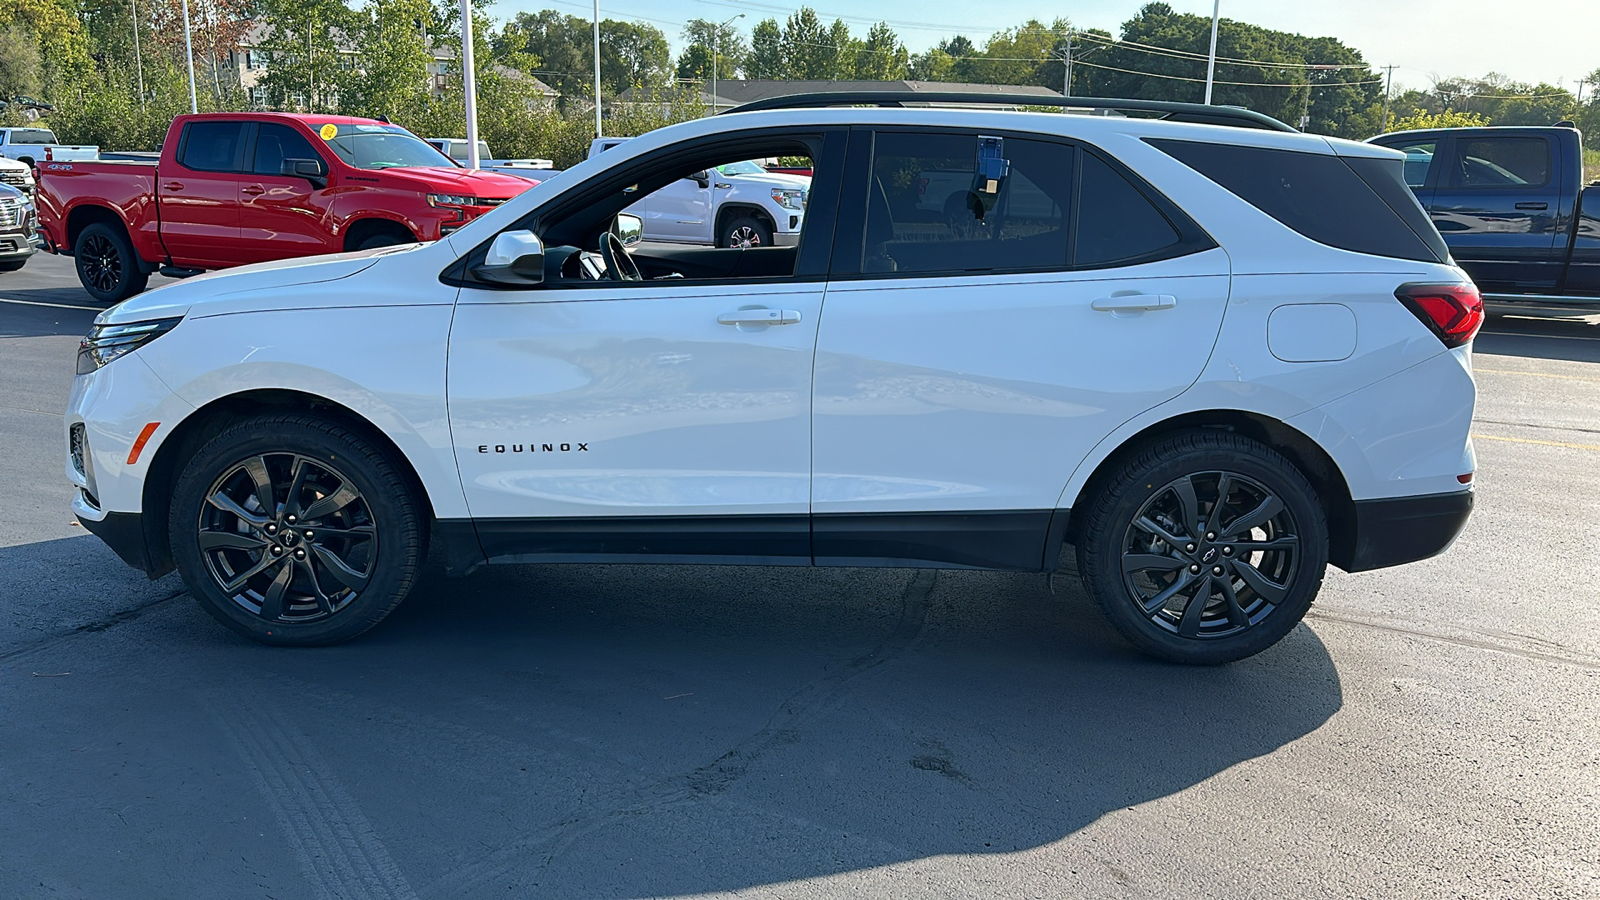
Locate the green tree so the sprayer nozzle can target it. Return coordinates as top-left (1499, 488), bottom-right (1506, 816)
top-left (850, 22), bottom-right (907, 81)
top-left (598, 19), bottom-right (669, 94)
top-left (746, 18), bottom-right (782, 79)
top-left (1389, 107), bottom-right (1490, 131)
top-left (493, 10), bottom-right (592, 103)
top-left (779, 8), bottom-right (831, 80)
top-left (0, 26), bottom-right (43, 98)
top-left (677, 18), bottom-right (746, 82)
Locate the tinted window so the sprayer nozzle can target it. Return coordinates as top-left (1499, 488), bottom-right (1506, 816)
top-left (180, 121), bottom-right (244, 172)
top-left (1075, 153), bottom-right (1181, 266)
top-left (251, 123), bottom-right (321, 176)
top-left (863, 132), bottom-right (1071, 275)
top-left (1150, 139), bottom-right (1445, 263)
top-left (1344, 156), bottom-right (1450, 264)
top-left (8, 128), bottom-right (57, 144)
top-left (1453, 138), bottom-right (1549, 187)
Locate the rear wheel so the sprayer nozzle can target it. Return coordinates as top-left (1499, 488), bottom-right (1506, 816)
top-left (169, 416), bottom-right (425, 646)
top-left (1076, 431), bottom-right (1329, 665)
top-left (75, 222), bottom-right (148, 303)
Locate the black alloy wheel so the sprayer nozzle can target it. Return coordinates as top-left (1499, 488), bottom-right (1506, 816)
top-left (80, 231), bottom-right (121, 294)
top-left (1076, 431), bottom-right (1329, 664)
top-left (1119, 471), bottom-right (1299, 640)
top-left (197, 453), bottom-right (377, 624)
top-left (171, 415), bottom-right (424, 645)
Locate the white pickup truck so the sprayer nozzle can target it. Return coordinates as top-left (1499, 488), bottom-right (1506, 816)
top-left (590, 137), bottom-right (810, 248)
top-left (0, 127), bottom-right (97, 166)
top-left (426, 138), bottom-right (555, 171)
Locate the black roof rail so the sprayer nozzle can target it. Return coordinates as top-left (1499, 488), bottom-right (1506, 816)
top-left (721, 91), bottom-right (1297, 133)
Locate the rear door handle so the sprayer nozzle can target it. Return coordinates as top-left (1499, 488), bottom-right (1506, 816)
top-left (718, 308), bottom-right (802, 326)
top-left (1514, 201), bottom-right (1548, 210)
top-left (1092, 294), bottom-right (1176, 312)
top-left (241, 184), bottom-right (265, 196)
top-left (162, 181), bottom-right (184, 191)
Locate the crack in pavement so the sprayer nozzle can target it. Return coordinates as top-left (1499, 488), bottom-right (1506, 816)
top-left (419, 569), bottom-right (939, 897)
top-left (1306, 607), bottom-right (1600, 671)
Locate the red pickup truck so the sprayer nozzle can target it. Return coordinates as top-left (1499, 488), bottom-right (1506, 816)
top-left (37, 112), bottom-right (536, 301)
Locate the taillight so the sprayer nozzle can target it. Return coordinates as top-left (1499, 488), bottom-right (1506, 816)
top-left (1394, 283), bottom-right (1484, 348)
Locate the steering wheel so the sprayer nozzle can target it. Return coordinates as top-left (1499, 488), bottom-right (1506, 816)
top-left (599, 232), bottom-right (642, 282)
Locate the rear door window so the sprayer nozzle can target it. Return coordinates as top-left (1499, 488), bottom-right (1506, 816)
top-left (1452, 137), bottom-right (1550, 187)
top-left (179, 121), bottom-right (245, 173)
top-left (1149, 138), bottom-right (1447, 263)
top-left (861, 132), bottom-right (1072, 275)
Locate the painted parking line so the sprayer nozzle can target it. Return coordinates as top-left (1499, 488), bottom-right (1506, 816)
top-left (1473, 433), bottom-right (1600, 452)
top-left (1474, 367), bottom-right (1600, 383)
top-left (0, 296), bottom-right (101, 312)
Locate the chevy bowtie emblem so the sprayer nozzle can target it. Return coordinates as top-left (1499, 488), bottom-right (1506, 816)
top-left (1202, 548), bottom-right (1217, 563)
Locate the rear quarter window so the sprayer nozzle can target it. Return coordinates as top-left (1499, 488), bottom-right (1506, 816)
top-left (1148, 139), bottom-right (1447, 264)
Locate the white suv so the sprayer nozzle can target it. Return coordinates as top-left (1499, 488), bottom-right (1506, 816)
top-left (65, 95), bottom-right (1479, 664)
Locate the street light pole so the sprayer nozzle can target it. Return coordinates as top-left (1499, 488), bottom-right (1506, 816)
top-left (460, 0), bottom-right (479, 169)
top-left (711, 13), bottom-right (743, 116)
top-left (180, 0), bottom-right (198, 113)
top-left (1204, 0), bottom-right (1220, 105)
top-left (593, 0), bottom-right (602, 137)
top-left (131, 0), bottom-right (145, 111)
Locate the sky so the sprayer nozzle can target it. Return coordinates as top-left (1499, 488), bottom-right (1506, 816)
top-left (486, 0), bottom-right (1600, 94)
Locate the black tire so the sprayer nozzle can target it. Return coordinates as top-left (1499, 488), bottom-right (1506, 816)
top-left (356, 230), bottom-right (413, 251)
top-left (0, 259), bottom-right (26, 272)
top-left (720, 216), bottom-right (772, 249)
top-left (1076, 431), bottom-right (1329, 665)
top-left (169, 415), bottom-right (425, 646)
top-left (74, 222), bottom-right (148, 303)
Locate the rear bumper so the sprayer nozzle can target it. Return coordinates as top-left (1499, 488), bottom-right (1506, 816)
top-left (1342, 490), bottom-right (1473, 572)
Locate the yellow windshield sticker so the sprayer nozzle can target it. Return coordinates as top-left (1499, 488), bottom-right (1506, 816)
top-left (319, 123), bottom-right (338, 140)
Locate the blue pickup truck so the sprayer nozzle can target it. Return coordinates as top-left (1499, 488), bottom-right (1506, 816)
top-left (1368, 125), bottom-right (1599, 310)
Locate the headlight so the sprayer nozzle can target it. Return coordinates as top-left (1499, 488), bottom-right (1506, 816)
top-left (771, 188), bottom-right (804, 211)
top-left (77, 318), bottom-right (181, 375)
top-left (428, 193), bottom-right (478, 208)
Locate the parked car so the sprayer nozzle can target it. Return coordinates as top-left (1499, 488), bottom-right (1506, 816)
top-left (0, 155), bottom-right (35, 197)
top-left (425, 137), bottom-right (554, 171)
top-left (0, 127), bottom-right (97, 166)
top-left (1368, 124), bottom-right (1600, 311)
top-left (0, 182), bottom-right (39, 271)
top-left (36, 112), bottom-right (534, 302)
top-left (65, 94), bottom-right (1478, 664)
top-left (12, 96), bottom-right (55, 112)
top-left (590, 137), bottom-right (810, 247)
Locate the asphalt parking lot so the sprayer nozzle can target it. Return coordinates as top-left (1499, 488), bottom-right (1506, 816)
top-left (2, 252), bottom-right (1597, 898)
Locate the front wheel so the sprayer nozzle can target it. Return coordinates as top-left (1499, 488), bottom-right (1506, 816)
top-left (1076, 431), bottom-right (1329, 665)
top-left (169, 415), bottom-right (425, 645)
top-left (720, 216), bottom-right (772, 249)
top-left (75, 222), bottom-right (148, 303)
top-left (0, 259), bottom-right (26, 272)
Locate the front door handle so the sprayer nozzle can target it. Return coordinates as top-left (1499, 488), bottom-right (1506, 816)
top-left (718, 308), bottom-right (802, 326)
top-left (1092, 294), bottom-right (1176, 312)
top-left (241, 184), bottom-right (265, 196)
top-left (162, 181), bottom-right (184, 191)
top-left (1514, 201), bottom-right (1548, 210)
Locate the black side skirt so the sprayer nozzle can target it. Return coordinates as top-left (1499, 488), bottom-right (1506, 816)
top-left (441, 509), bottom-right (1070, 574)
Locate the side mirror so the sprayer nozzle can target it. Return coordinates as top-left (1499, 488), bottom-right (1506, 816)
top-left (281, 157), bottom-right (327, 188)
top-left (689, 170), bottom-right (711, 189)
top-left (475, 230), bottom-right (544, 285)
top-left (612, 213), bottom-right (642, 248)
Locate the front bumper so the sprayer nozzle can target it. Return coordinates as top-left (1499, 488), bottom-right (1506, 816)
top-left (74, 497), bottom-right (160, 575)
top-left (1342, 490), bottom-right (1473, 572)
top-left (0, 227), bottom-right (40, 260)
top-left (773, 231), bottom-right (802, 247)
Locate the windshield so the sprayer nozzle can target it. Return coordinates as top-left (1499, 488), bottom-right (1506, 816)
top-left (715, 160), bottom-right (767, 176)
top-left (317, 123), bottom-right (455, 170)
top-left (9, 129), bottom-right (58, 145)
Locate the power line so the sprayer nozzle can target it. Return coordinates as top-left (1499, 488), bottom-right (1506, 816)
top-left (1071, 59), bottom-right (1383, 88)
top-left (1071, 32), bottom-right (1373, 70)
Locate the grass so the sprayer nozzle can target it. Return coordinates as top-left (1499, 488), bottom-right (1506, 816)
top-left (1586, 148), bottom-right (1600, 184)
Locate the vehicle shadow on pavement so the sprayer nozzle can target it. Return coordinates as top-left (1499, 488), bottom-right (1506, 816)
top-left (1478, 315), bottom-right (1600, 364)
top-left (1, 540), bottom-right (1343, 898)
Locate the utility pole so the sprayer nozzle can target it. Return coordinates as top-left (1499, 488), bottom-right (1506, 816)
top-left (460, 0), bottom-right (479, 169)
top-left (1204, 0), bottom-right (1220, 104)
top-left (1381, 64), bottom-right (1396, 132)
top-left (1578, 78), bottom-right (1588, 105)
top-left (130, 0), bottom-right (145, 111)
top-left (1063, 31), bottom-right (1072, 98)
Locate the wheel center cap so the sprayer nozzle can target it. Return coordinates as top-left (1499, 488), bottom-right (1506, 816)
top-left (1201, 547), bottom-right (1217, 563)
top-left (280, 529), bottom-right (298, 547)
